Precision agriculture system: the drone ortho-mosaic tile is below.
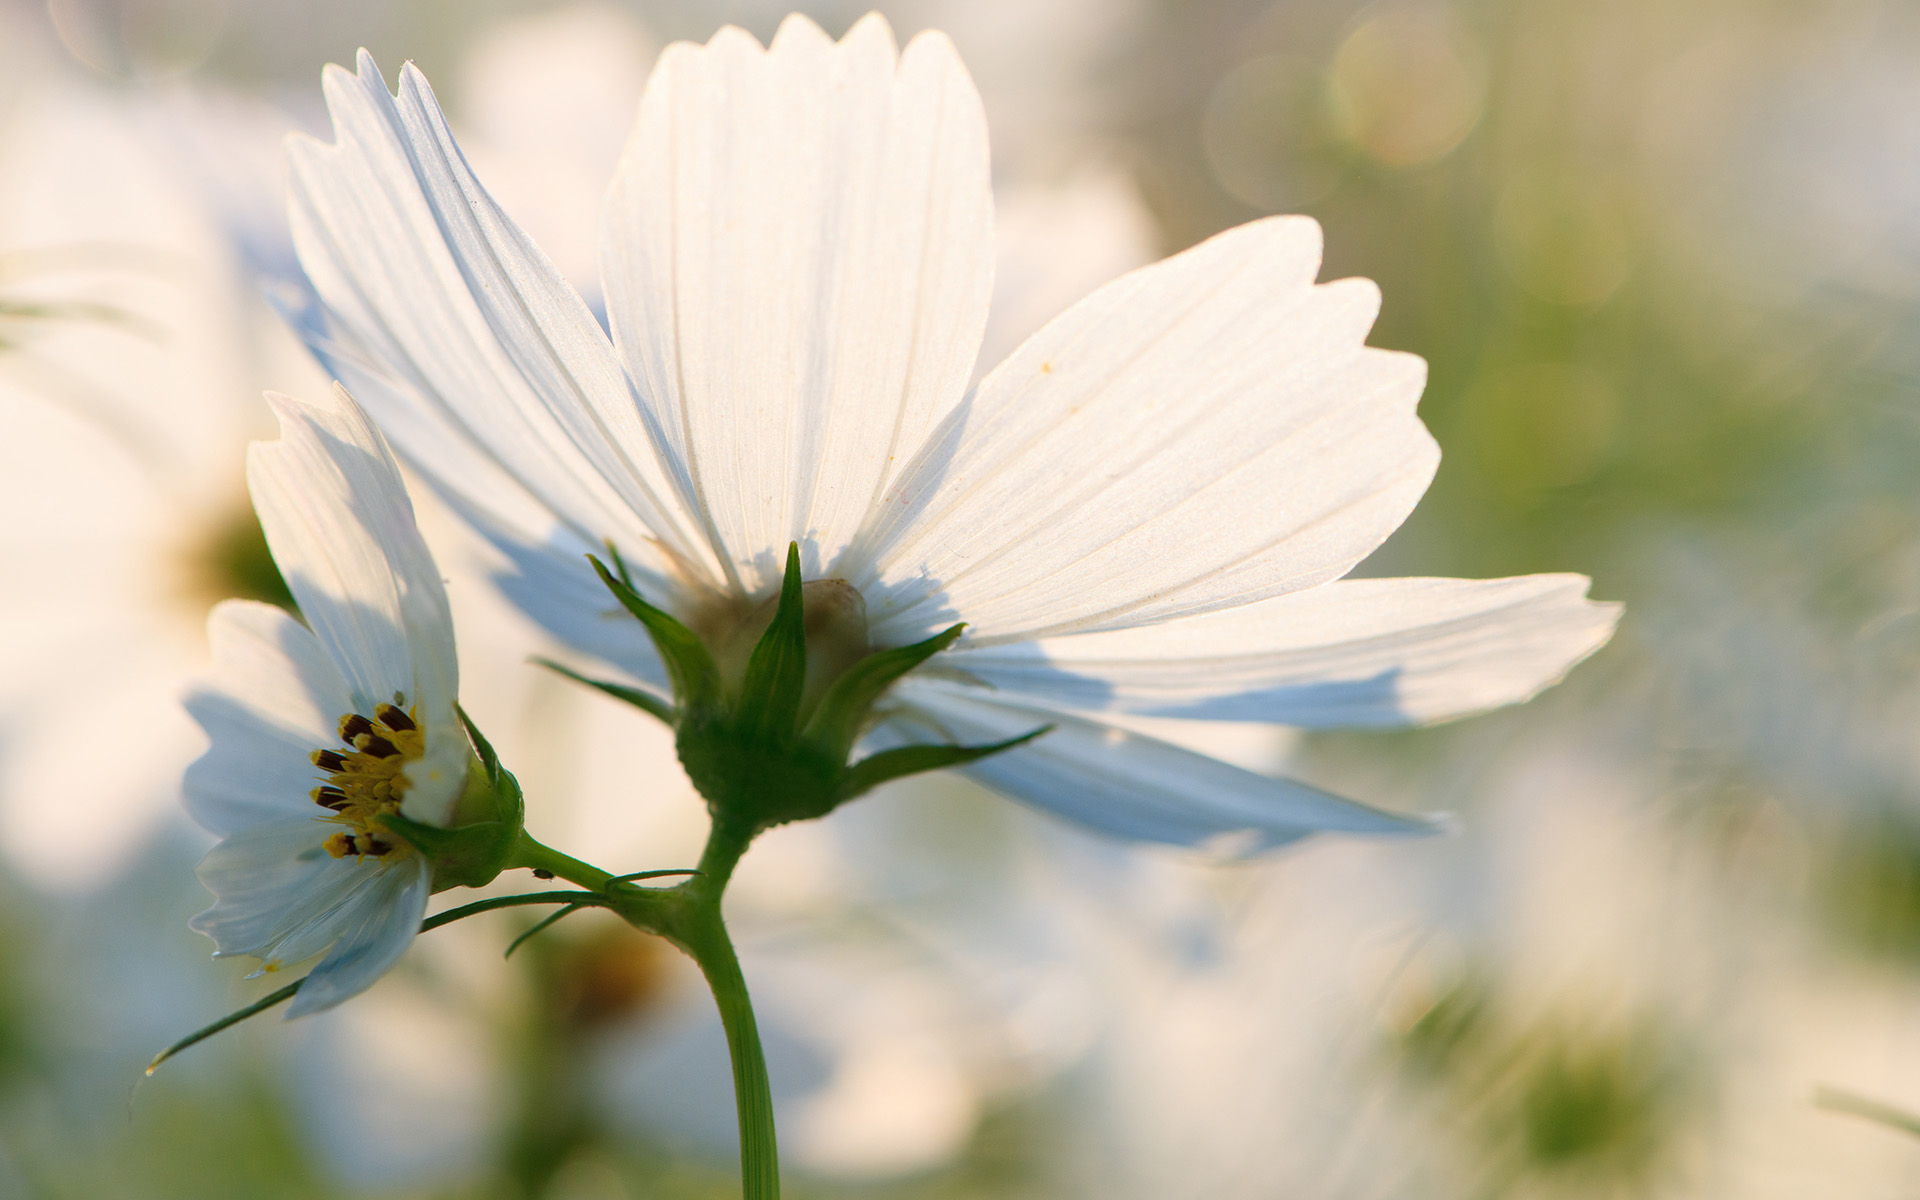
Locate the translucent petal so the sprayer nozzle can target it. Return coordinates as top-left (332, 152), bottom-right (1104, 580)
top-left (191, 818), bottom-right (365, 962)
top-left (247, 392), bottom-right (455, 716)
top-left (600, 14), bottom-right (994, 596)
top-left (945, 575), bottom-right (1621, 726)
top-left (850, 216), bottom-right (1437, 646)
top-left (287, 858), bottom-right (431, 1017)
top-left (879, 680), bottom-right (1439, 852)
top-left (287, 52), bottom-right (700, 598)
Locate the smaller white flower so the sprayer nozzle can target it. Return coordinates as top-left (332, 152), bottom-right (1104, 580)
top-left (184, 386), bottom-right (467, 1016)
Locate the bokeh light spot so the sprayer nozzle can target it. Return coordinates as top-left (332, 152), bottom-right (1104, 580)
top-left (1326, 2), bottom-right (1486, 168)
top-left (1202, 54), bottom-right (1344, 211)
top-left (1494, 162), bottom-right (1640, 306)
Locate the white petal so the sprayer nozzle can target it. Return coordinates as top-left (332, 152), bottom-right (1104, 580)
top-left (945, 575), bottom-right (1622, 726)
top-left (287, 857), bottom-right (430, 1016)
top-left (184, 600), bottom-right (355, 836)
top-left (601, 14), bottom-right (994, 596)
top-left (488, 529), bottom-right (669, 691)
top-left (850, 216), bottom-right (1438, 646)
top-left (248, 390), bottom-right (456, 720)
top-left (287, 52), bottom-right (702, 596)
top-left (191, 818), bottom-right (368, 963)
top-left (879, 681), bottom-right (1438, 851)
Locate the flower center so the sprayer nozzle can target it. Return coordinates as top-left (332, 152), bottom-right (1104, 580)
top-left (692, 577), bottom-right (872, 711)
top-left (309, 699), bottom-right (424, 859)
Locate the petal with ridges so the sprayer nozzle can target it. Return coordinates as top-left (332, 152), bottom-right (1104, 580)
top-left (880, 680), bottom-right (1439, 851)
top-left (287, 858), bottom-right (430, 1016)
top-left (191, 819), bottom-right (368, 963)
top-left (288, 53), bottom-right (704, 597)
top-left (945, 575), bottom-right (1621, 726)
top-left (600, 14), bottom-right (994, 595)
top-left (248, 390), bottom-right (455, 719)
top-left (849, 216), bottom-right (1437, 647)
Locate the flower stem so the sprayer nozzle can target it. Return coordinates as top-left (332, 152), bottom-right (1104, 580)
top-left (507, 834), bottom-right (617, 890)
top-left (508, 824), bottom-right (780, 1199)
top-left (677, 883), bottom-right (780, 1200)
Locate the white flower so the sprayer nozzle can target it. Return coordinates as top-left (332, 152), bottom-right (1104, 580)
top-left (283, 14), bottom-right (1619, 850)
top-left (185, 388), bottom-right (468, 1016)
top-left (0, 63), bottom-right (335, 888)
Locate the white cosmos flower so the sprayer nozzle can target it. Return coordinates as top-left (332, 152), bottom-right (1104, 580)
top-left (283, 14), bottom-right (1619, 850)
top-left (185, 388), bottom-right (468, 1016)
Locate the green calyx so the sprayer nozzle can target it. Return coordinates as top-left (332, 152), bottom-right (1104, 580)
top-left (379, 708), bottom-right (527, 892)
top-left (582, 543), bottom-right (1045, 837)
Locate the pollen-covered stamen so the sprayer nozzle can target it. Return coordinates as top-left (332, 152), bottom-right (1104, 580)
top-left (310, 698), bottom-right (427, 859)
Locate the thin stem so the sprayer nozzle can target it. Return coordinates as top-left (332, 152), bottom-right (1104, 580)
top-left (508, 834), bottom-right (617, 891)
top-left (677, 887), bottom-right (779, 1200)
top-left (510, 824), bottom-right (779, 1199)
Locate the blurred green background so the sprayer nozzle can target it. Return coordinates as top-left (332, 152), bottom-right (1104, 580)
top-left (5, 0), bottom-right (1920, 1196)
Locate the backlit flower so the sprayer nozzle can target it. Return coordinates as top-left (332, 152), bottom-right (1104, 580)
top-left (185, 388), bottom-right (469, 1015)
top-left (283, 14), bottom-right (1619, 850)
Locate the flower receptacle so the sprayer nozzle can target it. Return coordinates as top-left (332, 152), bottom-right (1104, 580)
top-left (379, 713), bottom-right (527, 892)
top-left (582, 544), bottom-right (1046, 845)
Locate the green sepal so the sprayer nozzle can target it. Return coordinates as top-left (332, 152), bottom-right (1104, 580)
top-left (379, 812), bottom-right (520, 892)
top-left (734, 544), bottom-right (807, 740)
top-left (457, 706), bottom-right (524, 827)
top-left (836, 726), bottom-right (1052, 804)
top-left (801, 623), bottom-right (965, 762)
top-left (534, 657), bottom-right (675, 725)
top-left (588, 554), bottom-right (720, 715)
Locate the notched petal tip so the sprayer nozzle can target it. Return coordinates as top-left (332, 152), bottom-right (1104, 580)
top-left (771, 10), bottom-right (838, 51)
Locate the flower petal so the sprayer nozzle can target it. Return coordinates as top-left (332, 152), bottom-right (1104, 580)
top-left (880, 680), bottom-right (1439, 851)
top-left (287, 52), bottom-right (700, 599)
top-left (850, 216), bottom-right (1437, 646)
top-left (287, 857), bottom-right (431, 1017)
top-left (488, 529), bottom-right (670, 691)
top-left (945, 575), bottom-right (1621, 726)
top-left (247, 389), bottom-right (455, 724)
top-left (184, 600), bottom-right (355, 836)
top-left (191, 818), bottom-right (369, 965)
top-left (601, 13), bottom-right (994, 596)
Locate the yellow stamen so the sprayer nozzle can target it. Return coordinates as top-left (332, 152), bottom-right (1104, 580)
top-left (312, 700), bottom-right (425, 859)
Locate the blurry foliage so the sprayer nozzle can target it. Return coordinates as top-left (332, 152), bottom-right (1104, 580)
top-left (188, 501), bottom-right (297, 613)
top-left (1815, 807), bottom-right (1920, 963)
top-left (12, 0), bottom-right (1920, 1195)
top-left (1393, 974), bottom-right (1700, 1195)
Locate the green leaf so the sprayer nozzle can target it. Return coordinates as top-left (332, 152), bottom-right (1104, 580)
top-left (735, 543), bottom-right (808, 740)
top-left (505, 903), bottom-right (593, 958)
top-left (418, 890), bottom-right (610, 934)
top-left (534, 657), bottom-right (675, 725)
top-left (147, 889), bottom-right (608, 1072)
top-left (1817, 1087), bottom-right (1920, 1140)
top-left (836, 726), bottom-right (1052, 804)
top-left (145, 979), bottom-right (302, 1075)
top-left (588, 554), bottom-right (721, 713)
top-left (802, 623), bottom-right (965, 762)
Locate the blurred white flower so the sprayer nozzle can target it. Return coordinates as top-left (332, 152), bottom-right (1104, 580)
top-left (0, 61), bottom-right (328, 889)
top-left (284, 13), bottom-right (1617, 851)
top-left (185, 389), bottom-right (468, 1016)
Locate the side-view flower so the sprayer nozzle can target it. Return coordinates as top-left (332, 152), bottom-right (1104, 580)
top-left (181, 387), bottom-right (511, 1017)
top-left (159, 12), bottom-right (1626, 1199)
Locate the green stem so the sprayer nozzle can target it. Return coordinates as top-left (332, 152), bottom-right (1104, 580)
top-left (508, 834), bottom-right (617, 891)
top-left (510, 825), bottom-right (780, 1199)
top-left (678, 887), bottom-right (780, 1200)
